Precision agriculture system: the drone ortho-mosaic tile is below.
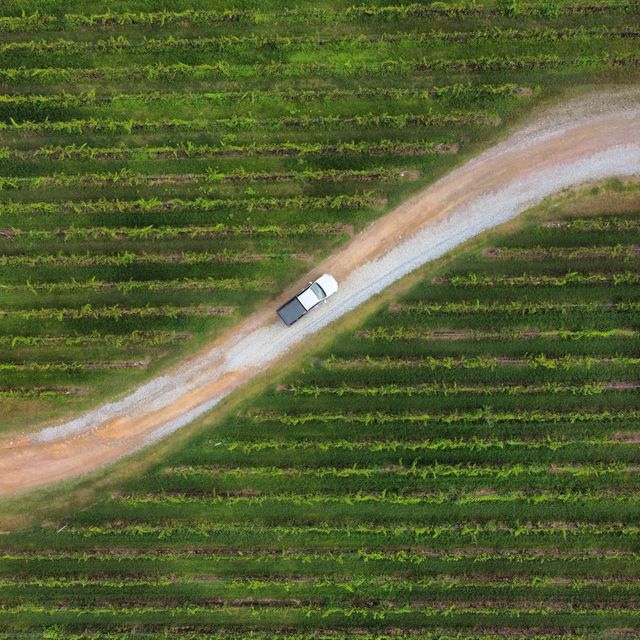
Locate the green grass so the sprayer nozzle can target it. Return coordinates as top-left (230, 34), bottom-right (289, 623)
top-left (0, 0), bottom-right (638, 433)
top-left (0, 184), bottom-right (639, 638)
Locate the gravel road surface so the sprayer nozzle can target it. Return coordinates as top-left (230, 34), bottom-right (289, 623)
top-left (2, 90), bottom-right (639, 496)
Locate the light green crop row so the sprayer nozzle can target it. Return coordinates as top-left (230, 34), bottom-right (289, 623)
top-left (1, 277), bottom-right (274, 295)
top-left (247, 408), bottom-right (640, 426)
top-left (318, 354), bottom-right (640, 370)
top-left (0, 194), bottom-right (380, 217)
top-left (285, 381), bottom-right (634, 397)
top-left (119, 489), bottom-right (640, 507)
top-left (0, 2), bottom-right (635, 32)
top-left (1, 53), bottom-right (638, 84)
top-left (389, 299), bottom-right (640, 315)
top-left (211, 436), bottom-right (632, 454)
top-left (4, 223), bottom-right (346, 242)
top-left (0, 168), bottom-right (416, 191)
top-left (165, 462), bottom-right (639, 480)
top-left (0, 330), bottom-right (190, 349)
top-left (0, 304), bottom-right (235, 321)
top-left (438, 271), bottom-right (640, 287)
top-left (355, 327), bottom-right (637, 342)
top-left (0, 250), bottom-right (290, 268)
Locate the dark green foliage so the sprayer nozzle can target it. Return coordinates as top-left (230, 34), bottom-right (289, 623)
top-left (1, 197), bottom-right (639, 636)
top-left (0, 0), bottom-right (637, 433)
top-left (0, 3), bottom-right (639, 631)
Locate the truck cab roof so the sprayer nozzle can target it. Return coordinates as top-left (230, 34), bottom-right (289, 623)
top-left (314, 274), bottom-right (338, 297)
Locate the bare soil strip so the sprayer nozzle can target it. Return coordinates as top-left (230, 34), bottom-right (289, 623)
top-left (1, 91), bottom-right (640, 496)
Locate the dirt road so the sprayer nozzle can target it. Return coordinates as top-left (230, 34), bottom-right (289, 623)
top-left (2, 91), bottom-right (640, 496)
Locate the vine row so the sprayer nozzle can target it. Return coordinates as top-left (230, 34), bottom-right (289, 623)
top-left (0, 330), bottom-right (191, 349)
top-left (435, 271), bottom-right (640, 287)
top-left (388, 300), bottom-right (640, 315)
top-left (120, 489), bottom-right (640, 506)
top-left (1, 277), bottom-right (274, 295)
top-left (0, 3), bottom-right (635, 32)
top-left (1, 53), bottom-right (637, 83)
top-left (1, 27), bottom-right (636, 55)
top-left (0, 360), bottom-right (147, 371)
top-left (1, 112), bottom-right (497, 135)
top-left (3, 223), bottom-right (348, 242)
top-left (0, 84), bottom-right (524, 109)
top-left (0, 304), bottom-right (235, 321)
top-left (0, 250), bottom-right (292, 268)
top-left (284, 381), bottom-right (636, 398)
top-left (247, 408), bottom-right (640, 426)
top-left (0, 194), bottom-right (380, 216)
top-left (355, 327), bottom-right (637, 342)
top-left (210, 436), bottom-right (632, 454)
top-left (317, 354), bottom-right (640, 370)
top-left (483, 244), bottom-right (640, 259)
top-left (9, 140), bottom-right (454, 160)
top-left (164, 461), bottom-right (640, 480)
top-left (0, 168), bottom-right (417, 191)
top-left (541, 216), bottom-right (640, 231)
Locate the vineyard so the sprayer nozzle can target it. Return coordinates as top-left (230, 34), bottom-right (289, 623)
top-left (1, 0), bottom-right (639, 432)
top-left (0, 183), bottom-right (638, 637)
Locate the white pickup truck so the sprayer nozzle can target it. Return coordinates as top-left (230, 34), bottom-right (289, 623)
top-left (277, 274), bottom-right (338, 326)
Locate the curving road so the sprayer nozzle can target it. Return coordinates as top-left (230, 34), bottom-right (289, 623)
top-left (2, 91), bottom-right (640, 496)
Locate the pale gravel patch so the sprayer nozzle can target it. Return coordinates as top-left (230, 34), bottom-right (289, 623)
top-left (499, 86), bottom-right (640, 153)
top-left (29, 93), bottom-right (640, 448)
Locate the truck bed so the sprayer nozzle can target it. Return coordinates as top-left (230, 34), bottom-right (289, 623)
top-left (277, 297), bottom-right (307, 326)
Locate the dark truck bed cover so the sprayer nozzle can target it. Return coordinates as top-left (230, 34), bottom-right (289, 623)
top-left (277, 297), bottom-right (307, 326)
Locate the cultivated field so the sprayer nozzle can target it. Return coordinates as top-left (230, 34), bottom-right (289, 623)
top-left (0, 187), bottom-right (639, 637)
top-left (1, 0), bottom-right (639, 432)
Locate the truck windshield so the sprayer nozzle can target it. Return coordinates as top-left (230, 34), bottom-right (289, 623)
top-left (310, 283), bottom-right (326, 300)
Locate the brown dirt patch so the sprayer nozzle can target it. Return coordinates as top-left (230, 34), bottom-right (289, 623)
top-left (611, 432), bottom-right (640, 444)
